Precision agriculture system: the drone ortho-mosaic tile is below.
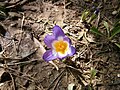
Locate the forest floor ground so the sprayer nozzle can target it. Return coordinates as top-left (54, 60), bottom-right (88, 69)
top-left (0, 0), bottom-right (120, 90)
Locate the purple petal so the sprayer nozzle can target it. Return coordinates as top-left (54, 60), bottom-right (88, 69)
top-left (57, 50), bottom-right (69, 60)
top-left (69, 46), bottom-right (76, 56)
top-left (52, 25), bottom-right (65, 38)
top-left (58, 53), bottom-right (67, 60)
top-left (63, 36), bottom-right (71, 45)
top-left (58, 57), bottom-right (66, 60)
top-left (58, 46), bottom-right (76, 59)
top-left (44, 35), bottom-right (55, 48)
top-left (43, 50), bottom-right (57, 61)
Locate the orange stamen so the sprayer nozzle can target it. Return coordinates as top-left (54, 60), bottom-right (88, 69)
top-left (53, 40), bottom-right (68, 54)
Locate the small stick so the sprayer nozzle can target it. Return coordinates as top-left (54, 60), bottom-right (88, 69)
top-left (47, 69), bottom-right (65, 90)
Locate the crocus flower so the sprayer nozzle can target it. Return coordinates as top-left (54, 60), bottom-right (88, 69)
top-left (43, 25), bottom-right (76, 61)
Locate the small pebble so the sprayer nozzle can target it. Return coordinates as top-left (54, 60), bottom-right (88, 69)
top-left (117, 74), bottom-right (120, 77)
top-left (112, 11), bottom-right (118, 15)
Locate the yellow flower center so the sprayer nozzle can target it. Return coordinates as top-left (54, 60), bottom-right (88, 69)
top-left (53, 40), bottom-right (68, 54)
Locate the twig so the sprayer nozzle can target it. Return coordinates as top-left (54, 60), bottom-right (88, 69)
top-left (49, 61), bottom-right (59, 71)
top-left (6, 59), bottom-right (38, 66)
top-left (1, 65), bottom-right (44, 90)
top-left (47, 69), bottom-right (65, 90)
top-left (63, 0), bottom-right (66, 22)
top-left (108, 82), bottom-right (120, 86)
top-left (67, 67), bottom-right (85, 86)
top-left (103, 16), bottom-right (113, 26)
top-left (6, 0), bottom-right (29, 9)
top-left (16, 82), bottom-right (27, 90)
top-left (53, 72), bottom-right (64, 90)
top-left (0, 48), bottom-right (38, 61)
top-left (96, 12), bottom-right (101, 28)
top-left (9, 72), bottom-right (16, 90)
top-left (4, 61), bottom-right (16, 90)
top-left (21, 13), bottom-right (25, 30)
top-left (17, 13), bottom-right (25, 53)
top-left (12, 72), bottom-right (44, 90)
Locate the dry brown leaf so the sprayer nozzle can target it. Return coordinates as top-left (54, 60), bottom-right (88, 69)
top-left (0, 67), bottom-right (5, 87)
top-left (0, 68), bottom-right (5, 78)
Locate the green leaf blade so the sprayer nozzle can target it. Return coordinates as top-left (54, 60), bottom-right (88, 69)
top-left (90, 27), bottom-right (103, 36)
top-left (110, 26), bottom-right (120, 39)
top-left (103, 21), bottom-right (109, 31)
top-left (103, 21), bottom-right (110, 37)
top-left (114, 43), bottom-right (120, 49)
top-left (90, 68), bottom-right (97, 79)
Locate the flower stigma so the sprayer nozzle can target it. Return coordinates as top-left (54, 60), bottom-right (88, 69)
top-left (52, 39), bottom-right (69, 54)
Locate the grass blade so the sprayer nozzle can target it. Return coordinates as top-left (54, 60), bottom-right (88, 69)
top-left (81, 10), bottom-right (90, 22)
top-left (104, 21), bottom-right (109, 31)
top-left (90, 68), bottom-right (97, 79)
top-left (113, 20), bottom-right (120, 27)
top-left (103, 21), bottom-right (110, 37)
top-left (109, 26), bottom-right (120, 39)
top-left (90, 27), bottom-right (103, 36)
top-left (114, 43), bottom-right (120, 49)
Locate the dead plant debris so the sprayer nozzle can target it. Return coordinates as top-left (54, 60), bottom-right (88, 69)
top-left (0, 0), bottom-right (120, 90)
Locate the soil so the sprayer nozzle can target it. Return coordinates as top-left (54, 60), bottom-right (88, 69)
top-left (0, 0), bottom-right (120, 90)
